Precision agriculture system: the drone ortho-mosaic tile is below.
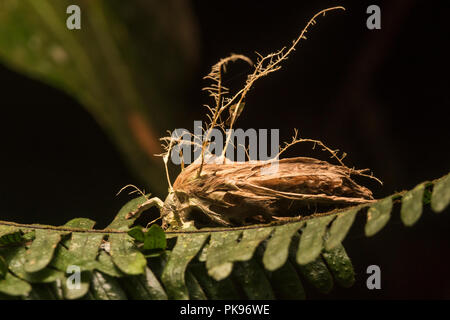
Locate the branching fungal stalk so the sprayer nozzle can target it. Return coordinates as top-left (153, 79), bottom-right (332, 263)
top-left (278, 129), bottom-right (383, 185)
top-left (157, 5), bottom-right (374, 186)
top-left (218, 6), bottom-right (347, 165)
top-left (198, 54), bottom-right (253, 177)
top-left (127, 6), bottom-right (382, 230)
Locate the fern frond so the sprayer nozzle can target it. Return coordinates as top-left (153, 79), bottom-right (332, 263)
top-left (0, 172), bottom-right (448, 299)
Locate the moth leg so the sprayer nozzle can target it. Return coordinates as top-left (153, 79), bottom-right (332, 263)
top-left (188, 199), bottom-right (233, 227)
top-left (126, 197), bottom-right (164, 219)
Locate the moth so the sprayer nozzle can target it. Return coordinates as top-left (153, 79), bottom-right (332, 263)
top-left (124, 6), bottom-right (379, 230)
top-left (127, 156), bottom-right (374, 230)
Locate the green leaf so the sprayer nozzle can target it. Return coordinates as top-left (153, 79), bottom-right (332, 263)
top-left (8, 246), bottom-right (63, 283)
top-left (205, 230), bottom-right (241, 281)
top-left (322, 244), bottom-right (355, 288)
top-left (325, 207), bottom-right (359, 250)
top-left (232, 259), bottom-right (275, 300)
top-left (185, 271), bottom-right (207, 300)
top-left (0, 173), bottom-right (449, 300)
top-left (68, 233), bottom-right (104, 261)
top-left (51, 279), bottom-right (65, 300)
top-left (431, 173), bottom-right (450, 213)
top-left (143, 224), bottom-right (167, 251)
top-left (90, 271), bottom-right (127, 300)
top-left (107, 195), bottom-right (149, 231)
top-left (25, 229), bottom-right (61, 273)
top-left (128, 226), bottom-right (145, 242)
top-left (64, 218), bottom-right (96, 229)
top-left (267, 260), bottom-right (306, 300)
top-left (161, 233), bottom-right (209, 299)
top-left (62, 270), bottom-right (91, 300)
top-left (233, 228), bottom-right (274, 261)
top-left (263, 222), bottom-right (304, 271)
top-left (288, 232), bottom-right (333, 295)
top-left (64, 220), bottom-right (104, 299)
top-left (147, 254), bottom-right (167, 279)
top-left (0, 256), bottom-right (6, 279)
top-left (298, 256), bottom-right (334, 294)
top-left (24, 283), bottom-right (61, 300)
top-left (365, 197), bottom-right (393, 237)
top-left (63, 217), bottom-right (109, 294)
top-left (0, 272), bottom-right (32, 297)
top-left (119, 267), bottom-right (167, 300)
top-left (0, 232), bottom-right (25, 246)
top-left (0, 226), bottom-right (24, 246)
top-left (34, 220), bottom-right (97, 299)
top-left (50, 218), bottom-right (102, 276)
top-left (206, 228), bottom-right (273, 281)
top-left (61, 217), bottom-right (97, 248)
top-left (423, 186), bottom-right (432, 205)
top-left (95, 251), bottom-right (124, 278)
top-left (0, 0), bottom-right (199, 193)
top-left (58, 219), bottom-right (101, 299)
top-left (189, 263), bottom-right (240, 299)
top-left (50, 245), bottom-right (76, 271)
top-left (297, 215), bottom-right (335, 265)
top-left (109, 233), bottom-right (146, 275)
top-left (401, 183), bottom-right (426, 226)
top-left (0, 225), bottom-right (18, 238)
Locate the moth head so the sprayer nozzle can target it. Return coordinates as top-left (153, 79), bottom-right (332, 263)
top-left (163, 189), bottom-right (189, 212)
top-left (174, 190), bottom-right (190, 204)
top-left (161, 190), bottom-right (190, 230)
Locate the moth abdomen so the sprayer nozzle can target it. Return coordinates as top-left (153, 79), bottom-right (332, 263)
top-left (167, 156), bottom-right (375, 227)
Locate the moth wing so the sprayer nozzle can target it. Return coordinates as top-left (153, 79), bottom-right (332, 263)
top-left (237, 182), bottom-right (374, 205)
top-left (230, 157), bottom-right (374, 200)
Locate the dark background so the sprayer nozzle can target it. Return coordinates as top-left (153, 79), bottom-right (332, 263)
top-left (0, 0), bottom-right (449, 299)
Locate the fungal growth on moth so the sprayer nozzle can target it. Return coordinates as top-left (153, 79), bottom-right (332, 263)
top-left (124, 6), bottom-right (381, 230)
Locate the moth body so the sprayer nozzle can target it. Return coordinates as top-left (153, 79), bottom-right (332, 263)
top-left (159, 156), bottom-right (374, 229)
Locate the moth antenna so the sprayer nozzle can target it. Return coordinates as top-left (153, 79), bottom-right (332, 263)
top-left (145, 216), bottom-right (162, 230)
top-left (128, 189), bottom-right (146, 196)
top-left (116, 184), bottom-right (149, 199)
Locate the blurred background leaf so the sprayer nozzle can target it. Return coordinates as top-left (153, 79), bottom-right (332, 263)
top-left (0, 0), bottom-right (449, 299)
top-left (0, 0), bottom-right (200, 194)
